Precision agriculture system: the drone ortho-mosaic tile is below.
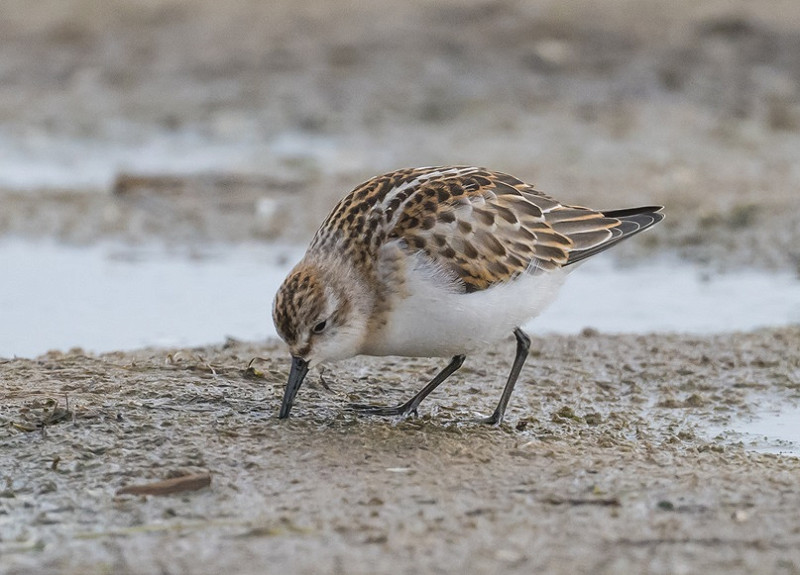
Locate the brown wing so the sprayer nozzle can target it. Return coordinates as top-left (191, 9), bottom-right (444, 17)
top-left (388, 167), bottom-right (663, 292)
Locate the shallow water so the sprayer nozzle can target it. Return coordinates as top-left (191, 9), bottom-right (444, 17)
top-left (731, 405), bottom-right (800, 457)
top-left (2, 240), bottom-right (799, 359)
top-left (537, 259), bottom-right (800, 334)
top-left (1, 241), bottom-right (302, 358)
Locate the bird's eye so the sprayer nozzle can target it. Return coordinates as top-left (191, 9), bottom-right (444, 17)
top-left (312, 320), bottom-right (328, 334)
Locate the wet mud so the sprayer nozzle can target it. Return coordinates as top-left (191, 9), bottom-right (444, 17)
top-left (2, 328), bottom-right (800, 574)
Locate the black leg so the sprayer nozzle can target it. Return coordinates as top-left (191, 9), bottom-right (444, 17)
top-left (349, 355), bottom-right (466, 417)
top-left (479, 328), bottom-right (531, 425)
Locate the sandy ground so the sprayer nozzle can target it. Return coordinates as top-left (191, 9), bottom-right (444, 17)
top-left (2, 1), bottom-right (800, 574)
top-left (2, 328), bottom-right (800, 574)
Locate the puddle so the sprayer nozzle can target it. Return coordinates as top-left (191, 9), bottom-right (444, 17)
top-left (536, 259), bottom-right (800, 334)
top-left (727, 406), bottom-right (800, 457)
top-left (1, 240), bottom-right (799, 358)
top-left (0, 241), bottom-right (302, 358)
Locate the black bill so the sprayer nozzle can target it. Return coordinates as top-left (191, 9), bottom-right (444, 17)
top-left (279, 355), bottom-right (309, 419)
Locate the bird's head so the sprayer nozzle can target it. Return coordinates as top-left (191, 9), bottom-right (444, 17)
top-left (272, 260), bottom-right (370, 418)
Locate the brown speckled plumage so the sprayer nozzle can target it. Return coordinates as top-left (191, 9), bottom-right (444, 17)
top-left (305, 166), bottom-right (662, 291)
top-left (272, 267), bottom-right (324, 354)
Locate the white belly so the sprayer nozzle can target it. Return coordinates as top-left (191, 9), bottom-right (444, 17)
top-left (362, 262), bottom-right (569, 358)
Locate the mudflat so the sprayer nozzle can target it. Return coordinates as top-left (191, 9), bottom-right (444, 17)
top-left (3, 328), bottom-right (800, 574)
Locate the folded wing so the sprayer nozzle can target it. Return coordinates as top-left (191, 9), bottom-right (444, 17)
top-left (390, 167), bottom-right (663, 292)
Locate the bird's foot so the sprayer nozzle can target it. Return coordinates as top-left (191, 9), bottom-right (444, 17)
top-left (473, 411), bottom-right (503, 426)
top-left (347, 401), bottom-right (418, 418)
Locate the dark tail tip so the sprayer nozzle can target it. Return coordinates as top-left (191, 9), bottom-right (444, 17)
top-left (565, 205), bottom-right (664, 266)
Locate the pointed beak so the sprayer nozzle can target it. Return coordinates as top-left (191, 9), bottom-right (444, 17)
top-left (279, 356), bottom-right (309, 419)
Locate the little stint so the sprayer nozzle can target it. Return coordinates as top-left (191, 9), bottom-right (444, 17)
top-left (273, 166), bottom-right (663, 423)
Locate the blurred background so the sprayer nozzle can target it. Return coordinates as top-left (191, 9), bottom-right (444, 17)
top-left (2, 0), bottom-right (799, 356)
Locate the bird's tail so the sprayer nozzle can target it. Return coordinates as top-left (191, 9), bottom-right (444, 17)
top-left (565, 206), bottom-right (664, 266)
